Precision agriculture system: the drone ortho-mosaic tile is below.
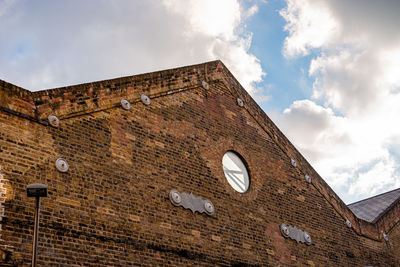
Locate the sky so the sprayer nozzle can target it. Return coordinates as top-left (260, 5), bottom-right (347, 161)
top-left (1, 0), bottom-right (400, 204)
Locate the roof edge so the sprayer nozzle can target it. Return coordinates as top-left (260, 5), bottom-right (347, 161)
top-left (0, 60), bottom-right (222, 122)
top-left (375, 196), bottom-right (400, 233)
top-left (348, 187), bottom-right (400, 207)
top-left (347, 187), bottom-right (400, 233)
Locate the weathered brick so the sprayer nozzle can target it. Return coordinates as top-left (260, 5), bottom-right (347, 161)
top-left (0, 61), bottom-right (398, 266)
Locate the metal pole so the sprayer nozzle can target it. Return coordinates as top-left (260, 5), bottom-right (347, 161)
top-left (32, 196), bottom-right (40, 267)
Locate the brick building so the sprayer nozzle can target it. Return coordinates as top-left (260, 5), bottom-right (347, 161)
top-left (0, 60), bottom-right (399, 266)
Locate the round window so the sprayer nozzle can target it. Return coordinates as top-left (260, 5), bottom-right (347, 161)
top-left (222, 151), bottom-right (250, 193)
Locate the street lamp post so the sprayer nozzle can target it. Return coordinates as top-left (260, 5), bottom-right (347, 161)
top-left (27, 183), bottom-right (47, 267)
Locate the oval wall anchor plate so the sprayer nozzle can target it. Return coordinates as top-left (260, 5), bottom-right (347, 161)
top-left (141, 94), bottom-right (151, 105)
top-left (291, 158), bottom-right (297, 167)
top-left (121, 99), bottom-right (131, 110)
top-left (303, 231), bottom-right (312, 245)
top-left (280, 224), bottom-right (290, 237)
top-left (48, 114), bottom-right (60, 127)
top-left (202, 80), bottom-right (210, 90)
top-left (204, 200), bottom-right (215, 215)
top-left (55, 158), bottom-right (69, 172)
top-left (169, 190), bottom-right (182, 205)
top-left (383, 233), bottom-right (389, 242)
top-left (237, 98), bottom-right (244, 107)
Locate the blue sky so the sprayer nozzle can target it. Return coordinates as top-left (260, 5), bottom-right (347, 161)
top-left (246, 0), bottom-right (314, 112)
top-left (1, 0), bottom-right (400, 204)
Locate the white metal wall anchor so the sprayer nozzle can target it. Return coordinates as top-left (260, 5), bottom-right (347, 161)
top-left (202, 81), bottom-right (210, 90)
top-left (291, 158), bottom-right (297, 167)
top-left (237, 98), bottom-right (244, 107)
top-left (383, 233), bottom-right (389, 242)
top-left (169, 189), bottom-right (215, 216)
top-left (55, 158), bottom-right (69, 173)
top-left (121, 99), bottom-right (131, 110)
top-left (141, 94), bottom-right (151, 105)
top-left (48, 114), bottom-right (60, 127)
top-left (280, 223), bottom-right (312, 245)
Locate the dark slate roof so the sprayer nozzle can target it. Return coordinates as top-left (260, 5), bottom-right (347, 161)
top-left (347, 188), bottom-right (400, 223)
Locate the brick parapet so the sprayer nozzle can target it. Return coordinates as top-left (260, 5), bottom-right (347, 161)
top-left (0, 80), bottom-right (35, 121)
top-left (2, 61), bottom-right (221, 122)
top-left (32, 61), bottom-right (221, 121)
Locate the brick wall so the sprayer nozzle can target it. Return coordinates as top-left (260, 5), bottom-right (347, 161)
top-left (389, 220), bottom-right (400, 265)
top-left (0, 61), bottom-right (398, 266)
top-left (0, 165), bottom-right (5, 239)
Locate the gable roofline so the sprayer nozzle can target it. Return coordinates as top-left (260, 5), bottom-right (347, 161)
top-left (0, 60), bottom-right (398, 241)
top-left (348, 187), bottom-right (400, 225)
top-left (373, 190), bottom-right (400, 232)
top-left (214, 61), bottom-right (385, 240)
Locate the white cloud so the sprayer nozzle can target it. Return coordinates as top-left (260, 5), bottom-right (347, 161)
top-left (0, 0), bottom-right (265, 94)
top-left (252, 84), bottom-right (271, 104)
top-left (163, 0), bottom-right (241, 40)
top-left (0, 0), bottom-right (15, 17)
top-left (162, 0), bottom-right (265, 92)
top-left (309, 50), bottom-right (385, 116)
top-left (279, 0), bottom-right (400, 203)
top-left (244, 4), bottom-right (259, 19)
top-left (275, 98), bottom-right (400, 203)
top-left (348, 160), bottom-right (398, 198)
top-left (280, 0), bottom-right (338, 57)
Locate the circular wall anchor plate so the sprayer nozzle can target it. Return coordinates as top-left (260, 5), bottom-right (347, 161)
top-left (305, 174), bottom-right (312, 183)
top-left (291, 158), bottom-right (297, 167)
top-left (121, 99), bottom-right (131, 110)
top-left (346, 219), bottom-right (352, 228)
top-left (202, 81), bottom-right (210, 90)
top-left (55, 158), bottom-right (69, 172)
top-left (303, 231), bottom-right (312, 245)
top-left (48, 114), bottom-right (60, 127)
top-left (280, 224), bottom-right (290, 237)
top-left (237, 98), bottom-right (244, 107)
top-left (169, 190), bottom-right (182, 206)
top-left (204, 200), bottom-right (215, 215)
top-left (141, 94), bottom-right (151, 105)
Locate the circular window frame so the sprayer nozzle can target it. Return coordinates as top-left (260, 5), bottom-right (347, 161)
top-left (222, 151), bottom-right (251, 193)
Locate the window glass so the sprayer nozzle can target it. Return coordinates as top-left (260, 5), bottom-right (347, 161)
top-left (222, 151), bottom-right (250, 193)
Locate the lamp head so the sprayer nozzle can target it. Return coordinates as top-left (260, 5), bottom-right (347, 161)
top-left (27, 184), bottom-right (48, 198)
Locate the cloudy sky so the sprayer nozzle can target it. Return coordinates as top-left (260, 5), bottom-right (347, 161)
top-left (1, 0), bottom-right (400, 204)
